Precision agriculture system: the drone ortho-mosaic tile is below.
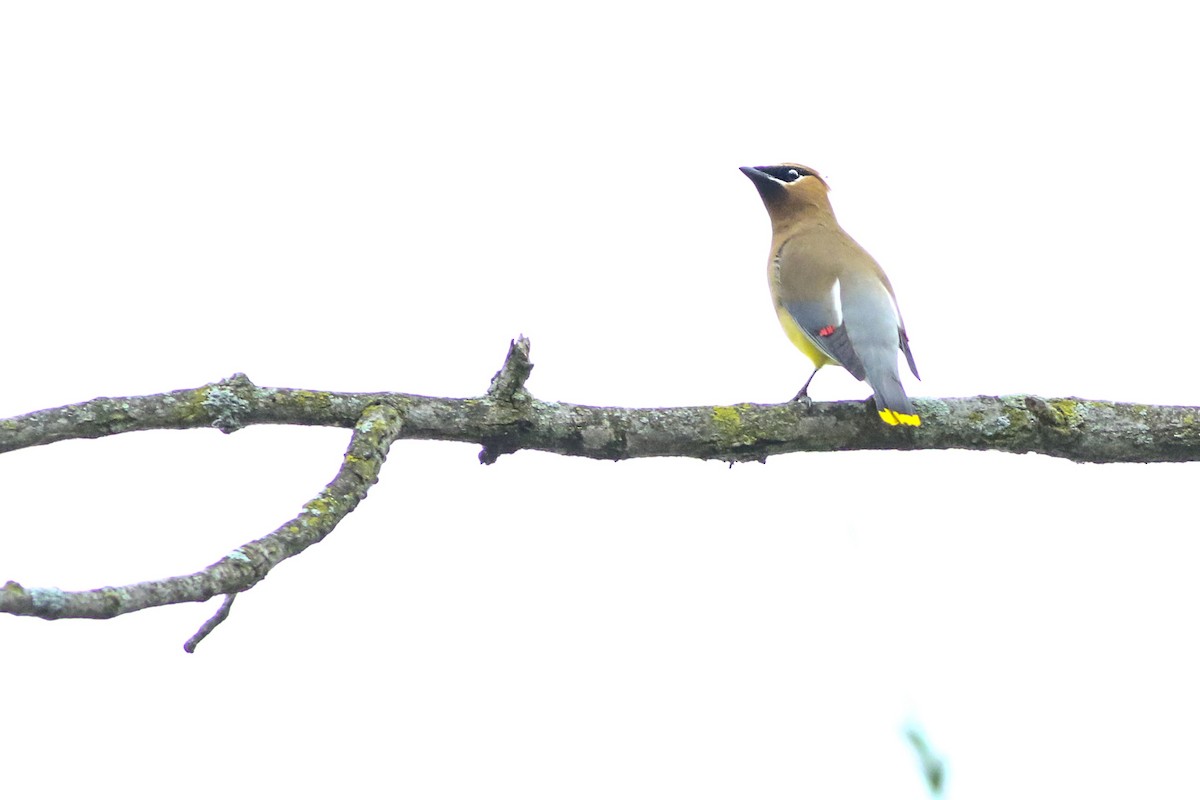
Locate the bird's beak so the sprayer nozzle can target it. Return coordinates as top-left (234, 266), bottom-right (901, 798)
top-left (740, 166), bottom-right (783, 199)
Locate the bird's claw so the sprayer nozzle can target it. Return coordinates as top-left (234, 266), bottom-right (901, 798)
top-left (789, 391), bottom-right (813, 410)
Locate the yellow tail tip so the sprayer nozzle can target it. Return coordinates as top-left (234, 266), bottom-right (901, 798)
top-left (879, 409), bottom-right (921, 427)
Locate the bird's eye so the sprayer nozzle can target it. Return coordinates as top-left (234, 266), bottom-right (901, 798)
top-left (786, 169), bottom-right (800, 180)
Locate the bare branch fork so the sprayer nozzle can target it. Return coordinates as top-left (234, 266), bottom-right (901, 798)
top-left (3, 336), bottom-right (1199, 649)
top-left (2, 400), bottom-right (404, 650)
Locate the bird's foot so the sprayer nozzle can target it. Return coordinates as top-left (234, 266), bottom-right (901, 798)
top-left (789, 390), bottom-right (813, 410)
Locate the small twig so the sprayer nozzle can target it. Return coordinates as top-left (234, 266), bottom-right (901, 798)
top-left (480, 336), bottom-right (535, 465)
top-left (486, 335), bottom-right (533, 403)
top-left (183, 594), bottom-right (237, 653)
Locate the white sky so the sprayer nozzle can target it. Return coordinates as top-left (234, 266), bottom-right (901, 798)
top-left (3, 3), bottom-right (1199, 798)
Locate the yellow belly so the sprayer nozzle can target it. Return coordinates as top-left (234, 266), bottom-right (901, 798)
top-left (775, 304), bottom-right (835, 369)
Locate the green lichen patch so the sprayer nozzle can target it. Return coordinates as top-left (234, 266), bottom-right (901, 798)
top-left (711, 406), bottom-right (758, 449)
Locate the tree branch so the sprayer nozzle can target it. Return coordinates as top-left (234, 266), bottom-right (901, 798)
top-left (4, 336), bottom-right (1199, 643)
top-left (2, 344), bottom-right (1198, 465)
top-left (183, 594), bottom-right (237, 653)
top-left (1, 402), bottom-right (403, 626)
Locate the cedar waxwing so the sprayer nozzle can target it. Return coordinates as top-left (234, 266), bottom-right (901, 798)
top-left (741, 163), bottom-right (921, 426)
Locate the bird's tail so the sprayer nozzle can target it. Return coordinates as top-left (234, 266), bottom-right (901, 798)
top-left (862, 349), bottom-right (920, 427)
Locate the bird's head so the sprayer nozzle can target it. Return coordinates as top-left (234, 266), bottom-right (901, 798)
top-left (739, 163), bottom-right (834, 225)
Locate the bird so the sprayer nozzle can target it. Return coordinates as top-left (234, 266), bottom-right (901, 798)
top-left (740, 163), bottom-right (921, 426)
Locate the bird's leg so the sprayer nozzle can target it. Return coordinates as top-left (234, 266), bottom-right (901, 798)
top-left (789, 368), bottom-right (819, 407)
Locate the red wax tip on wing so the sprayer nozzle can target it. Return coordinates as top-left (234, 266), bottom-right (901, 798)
top-left (818, 325), bottom-right (836, 337)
